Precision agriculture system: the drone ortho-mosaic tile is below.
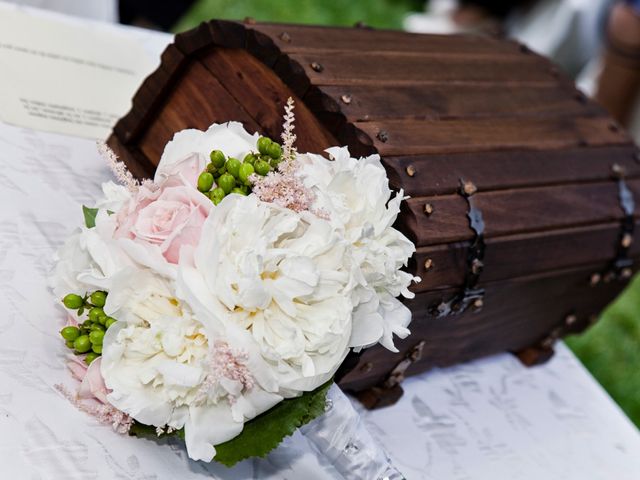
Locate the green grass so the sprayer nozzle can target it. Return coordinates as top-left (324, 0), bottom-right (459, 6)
top-left (175, 0), bottom-right (640, 429)
top-left (174, 0), bottom-right (423, 32)
top-left (566, 275), bottom-right (640, 428)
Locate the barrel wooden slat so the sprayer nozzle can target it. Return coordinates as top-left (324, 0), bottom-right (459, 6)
top-left (287, 51), bottom-right (557, 87)
top-left (355, 116), bottom-right (629, 156)
top-left (411, 221), bottom-right (640, 291)
top-left (250, 23), bottom-right (525, 56)
top-left (305, 84), bottom-right (603, 122)
top-left (382, 145), bottom-right (639, 196)
top-left (401, 179), bottom-right (640, 247)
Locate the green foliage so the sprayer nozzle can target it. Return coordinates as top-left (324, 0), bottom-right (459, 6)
top-left (174, 0), bottom-right (421, 32)
top-left (128, 421), bottom-right (158, 439)
top-left (128, 380), bottom-right (332, 466)
top-left (566, 273), bottom-right (640, 428)
top-left (215, 380), bottom-right (331, 466)
top-left (82, 205), bottom-right (98, 228)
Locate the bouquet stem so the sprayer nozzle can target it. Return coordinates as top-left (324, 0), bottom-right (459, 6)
top-left (300, 384), bottom-right (406, 480)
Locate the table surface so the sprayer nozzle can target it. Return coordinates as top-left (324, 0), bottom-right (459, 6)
top-left (0, 5), bottom-right (639, 480)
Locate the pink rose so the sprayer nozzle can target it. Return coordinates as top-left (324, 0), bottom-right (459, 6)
top-left (115, 178), bottom-right (212, 264)
top-left (65, 313), bottom-right (79, 327)
top-left (67, 356), bottom-right (109, 404)
top-left (64, 356), bottom-right (132, 433)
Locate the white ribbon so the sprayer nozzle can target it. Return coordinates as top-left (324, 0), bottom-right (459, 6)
top-left (300, 384), bottom-right (405, 480)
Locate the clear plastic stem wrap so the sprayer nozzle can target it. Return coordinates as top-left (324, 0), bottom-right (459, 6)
top-left (299, 384), bottom-right (406, 480)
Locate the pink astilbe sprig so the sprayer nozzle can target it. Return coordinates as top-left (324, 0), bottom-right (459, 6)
top-left (280, 96), bottom-right (297, 164)
top-left (249, 171), bottom-right (315, 213)
top-left (250, 97), bottom-right (326, 215)
top-left (55, 383), bottom-right (133, 434)
top-left (97, 141), bottom-right (139, 191)
top-left (196, 341), bottom-right (255, 405)
top-left (97, 141), bottom-right (155, 192)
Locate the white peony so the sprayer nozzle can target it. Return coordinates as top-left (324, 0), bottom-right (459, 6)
top-left (101, 268), bottom-right (283, 462)
top-left (298, 147), bottom-right (419, 352)
top-left (177, 194), bottom-right (355, 393)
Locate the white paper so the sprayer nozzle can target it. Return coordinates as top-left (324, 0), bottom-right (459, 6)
top-left (2, 0), bottom-right (118, 22)
top-left (0, 2), bottom-right (169, 139)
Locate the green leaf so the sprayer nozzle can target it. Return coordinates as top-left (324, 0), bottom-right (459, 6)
top-left (215, 380), bottom-right (332, 467)
top-left (128, 380), bottom-right (332, 467)
top-left (82, 205), bottom-right (99, 228)
top-left (128, 422), bottom-right (158, 439)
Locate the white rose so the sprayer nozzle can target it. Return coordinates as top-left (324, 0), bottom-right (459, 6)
top-left (154, 122), bottom-right (259, 185)
top-left (101, 268), bottom-right (283, 462)
top-left (298, 147), bottom-right (418, 352)
top-left (177, 194), bottom-right (355, 393)
top-left (50, 208), bottom-right (134, 300)
top-left (94, 181), bottom-right (131, 212)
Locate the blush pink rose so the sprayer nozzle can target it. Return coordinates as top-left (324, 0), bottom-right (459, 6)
top-left (65, 313), bottom-right (79, 327)
top-left (115, 178), bottom-right (212, 264)
top-left (67, 356), bottom-right (109, 404)
top-left (64, 356), bottom-right (132, 434)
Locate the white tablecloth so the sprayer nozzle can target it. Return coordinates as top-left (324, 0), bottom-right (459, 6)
top-left (1, 6), bottom-right (640, 480)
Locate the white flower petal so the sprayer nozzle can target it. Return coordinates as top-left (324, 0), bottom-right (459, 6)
top-left (156, 122), bottom-right (259, 183)
top-left (298, 148), bottom-right (417, 351)
top-left (349, 297), bottom-right (385, 349)
top-left (184, 403), bottom-right (243, 462)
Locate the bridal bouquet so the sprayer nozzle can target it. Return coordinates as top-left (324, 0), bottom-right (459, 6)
top-left (51, 99), bottom-right (418, 466)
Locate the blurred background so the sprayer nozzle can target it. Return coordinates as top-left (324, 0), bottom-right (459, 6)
top-left (8, 0), bottom-right (640, 427)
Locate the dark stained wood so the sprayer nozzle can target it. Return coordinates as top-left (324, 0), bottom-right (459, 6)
top-left (272, 53), bottom-right (313, 98)
top-left (250, 23), bottom-right (526, 56)
top-left (516, 345), bottom-right (555, 367)
top-left (206, 20), bottom-right (248, 49)
top-left (106, 134), bottom-right (155, 179)
top-left (198, 48), bottom-right (336, 153)
top-left (113, 44), bottom-right (187, 144)
top-left (174, 20), bottom-right (247, 55)
top-left (288, 51), bottom-right (559, 87)
top-left (339, 263), bottom-right (632, 391)
top-left (382, 145), bottom-right (640, 196)
top-left (411, 221), bottom-right (640, 291)
top-left (245, 29), bottom-right (281, 68)
top-left (138, 61), bottom-right (261, 164)
top-left (401, 179), bottom-right (640, 247)
top-left (173, 21), bottom-right (219, 56)
top-left (305, 84), bottom-right (605, 122)
top-left (355, 116), bottom-right (630, 156)
top-left (357, 384), bottom-right (405, 410)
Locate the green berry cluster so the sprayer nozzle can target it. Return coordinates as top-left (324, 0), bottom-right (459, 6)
top-left (61, 291), bottom-right (117, 364)
top-left (197, 136), bottom-right (284, 205)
